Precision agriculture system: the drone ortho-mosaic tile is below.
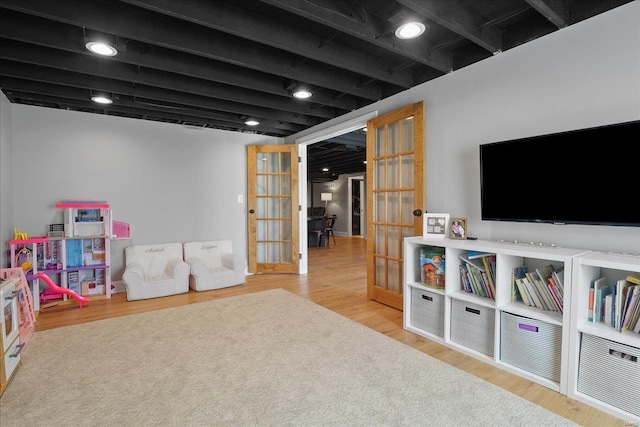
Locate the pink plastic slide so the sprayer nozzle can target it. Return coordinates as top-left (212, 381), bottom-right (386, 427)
top-left (36, 273), bottom-right (89, 308)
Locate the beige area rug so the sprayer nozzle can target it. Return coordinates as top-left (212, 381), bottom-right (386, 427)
top-left (0, 289), bottom-right (576, 427)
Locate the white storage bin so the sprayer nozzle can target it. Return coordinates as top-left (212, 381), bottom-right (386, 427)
top-left (577, 333), bottom-right (640, 418)
top-left (450, 299), bottom-right (495, 357)
top-left (410, 287), bottom-right (444, 338)
top-left (500, 312), bottom-right (562, 382)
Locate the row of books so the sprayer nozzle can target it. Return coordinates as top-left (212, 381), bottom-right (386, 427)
top-left (458, 251), bottom-right (496, 300)
top-left (588, 273), bottom-right (640, 333)
top-left (511, 264), bottom-right (564, 313)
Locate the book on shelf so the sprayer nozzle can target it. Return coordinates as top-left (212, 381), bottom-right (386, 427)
top-left (618, 282), bottom-right (635, 331)
top-left (459, 264), bottom-right (474, 294)
top-left (459, 263), bottom-right (479, 296)
top-left (593, 278), bottom-right (611, 323)
top-left (604, 294), bottom-right (614, 327)
top-left (587, 282), bottom-right (595, 322)
top-left (633, 299), bottom-right (640, 333)
top-left (549, 279), bottom-right (564, 308)
top-left (620, 284), bottom-right (634, 328)
top-left (535, 264), bottom-right (555, 288)
top-left (628, 286), bottom-right (640, 332)
top-left (626, 273), bottom-right (640, 286)
top-left (548, 281), bottom-right (563, 314)
top-left (551, 267), bottom-right (565, 296)
top-left (458, 254), bottom-right (495, 300)
top-left (511, 266), bottom-right (528, 304)
top-left (522, 276), bottom-right (545, 309)
top-left (480, 270), bottom-right (495, 299)
top-left (621, 285), bottom-right (639, 331)
top-left (468, 264), bottom-right (487, 298)
top-left (615, 279), bottom-right (630, 331)
top-left (481, 255), bottom-right (496, 299)
top-left (515, 277), bottom-right (532, 306)
top-left (526, 271), bottom-right (556, 311)
top-left (458, 253), bottom-right (485, 271)
top-left (539, 273), bottom-right (559, 311)
top-left (466, 250), bottom-right (493, 260)
top-left (536, 264), bottom-right (563, 312)
top-left (523, 272), bottom-right (543, 309)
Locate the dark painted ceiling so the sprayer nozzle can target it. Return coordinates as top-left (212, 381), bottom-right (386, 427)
top-left (0, 0), bottom-right (632, 182)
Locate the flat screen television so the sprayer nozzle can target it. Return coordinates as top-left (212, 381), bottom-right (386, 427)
top-left (479, 120), bottom-right (640, 227)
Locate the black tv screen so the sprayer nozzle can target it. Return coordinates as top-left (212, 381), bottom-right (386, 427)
top-left (479, 120), bottom-right (640, 227)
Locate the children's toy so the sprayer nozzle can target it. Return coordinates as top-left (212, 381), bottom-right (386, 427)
top-left (13, 227), bottom-right (29, 240)
top-left (0, 268), bottom-right (36, 349)
top-left (36, 273), bottom-right (89, 308)
top-left (14, 247), bottom-right (33, 273)
top-left (40, 288), bottom-right (64, 304)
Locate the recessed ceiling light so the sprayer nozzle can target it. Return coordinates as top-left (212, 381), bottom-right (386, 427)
top-left (322, 167), bottom-right (329, 172)
top-left (91, 95), bottom-right (113, 104)
top-left (292, 89), bottom-right (313, 99)
top-left (395, 22), bottom-right (426, 39)
top-left (85, 41), bottom-right (118, 56)
top-left (245, 119), bottom-right (260, 126)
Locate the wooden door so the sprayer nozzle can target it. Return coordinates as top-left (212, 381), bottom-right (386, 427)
top-left (247, 145), bottom-right (299, 273)
top-left (366, 102), bottom-right (425, 310)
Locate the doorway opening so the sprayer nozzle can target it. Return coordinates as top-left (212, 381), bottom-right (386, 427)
top-left (296, 112), bottom-right (377, 274)
top-left (348, 176), bottom-right (365, 237)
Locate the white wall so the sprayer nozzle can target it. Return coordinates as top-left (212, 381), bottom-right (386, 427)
top-left (9, 107), bottom-right (279, 277)
top-left (3, 2), bottom-right (640, 281)
top-left (289, 2), bottom-right (640, 254)
top-left (0, 93), bottom-right (14, 268)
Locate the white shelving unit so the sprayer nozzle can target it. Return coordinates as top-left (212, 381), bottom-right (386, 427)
top-left (404, 236), bottom-right (640, 423)
top-left (568, 251), bottom-right (640, 423)
top-left (403, 236), bottom-right (588, 395)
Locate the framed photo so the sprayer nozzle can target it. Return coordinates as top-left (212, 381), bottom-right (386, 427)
top-left (423, 213), bottom-right (450, 239)
top-left (449, 217), bottom-right (467, 240)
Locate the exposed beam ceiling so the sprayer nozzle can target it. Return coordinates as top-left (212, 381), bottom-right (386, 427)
top-left (0, 0), bottom-right (632, 181)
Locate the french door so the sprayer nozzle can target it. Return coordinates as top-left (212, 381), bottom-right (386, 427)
top-left (247, 144), bottom-right (299, 273)
top-left (366, 102), bottom-right (425, 310)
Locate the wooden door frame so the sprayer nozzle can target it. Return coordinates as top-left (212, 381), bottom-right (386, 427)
top-left (294, 112), bottom-right (377, 275)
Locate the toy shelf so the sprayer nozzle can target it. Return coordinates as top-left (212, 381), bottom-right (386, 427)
top-left (0, 268), bottom-right (35, 349)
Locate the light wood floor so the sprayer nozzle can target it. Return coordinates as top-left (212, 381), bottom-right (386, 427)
top-left (34, 236), bottom-right (624, 426)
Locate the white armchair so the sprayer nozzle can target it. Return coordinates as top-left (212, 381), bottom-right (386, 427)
top-left (183, 240), bottom-right (246, 291)
top-left (122, 243), bottom-right (190, 301)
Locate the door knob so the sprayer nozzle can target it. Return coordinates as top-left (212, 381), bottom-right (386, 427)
top-left (412, 209), bottom-right (423, 217)
top-left (249, 209), bottom-right (255, 214)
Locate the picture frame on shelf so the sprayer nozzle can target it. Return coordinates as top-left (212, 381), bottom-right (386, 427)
top-left (423, 213), bottom-right (450, 239)
top-left (449, 217), bottom-right (467, 240)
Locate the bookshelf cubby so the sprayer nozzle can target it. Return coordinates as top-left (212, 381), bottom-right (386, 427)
top-left (403, 236), bottom-right (640, 424)
top-left (568, 251), bottom-right (640, 422)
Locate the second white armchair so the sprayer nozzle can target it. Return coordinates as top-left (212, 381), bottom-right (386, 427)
top-left (183, 240), bottom-right (246, 291)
